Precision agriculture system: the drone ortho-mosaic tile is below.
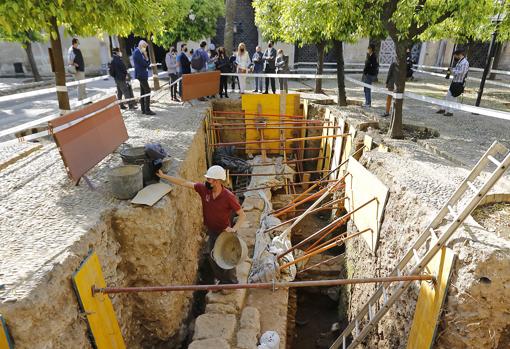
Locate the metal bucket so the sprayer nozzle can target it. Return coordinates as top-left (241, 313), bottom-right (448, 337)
top-left (109, 165), bottom-right (143, 200)
top-left (212, 231), bottom-right (248, 270)
top-left (120, 147), bottom-right (157, 185)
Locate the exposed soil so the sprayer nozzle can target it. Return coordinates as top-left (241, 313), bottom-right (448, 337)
top-left (472, 202), bottom-right (510, 240)
top-left (379, 122), bottom-right (440, 141)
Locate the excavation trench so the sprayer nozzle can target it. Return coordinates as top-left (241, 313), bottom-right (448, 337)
top-left (2, 95), bottom-right (509, 349)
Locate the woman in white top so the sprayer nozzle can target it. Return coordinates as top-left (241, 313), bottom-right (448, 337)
top-left (235, 43), bottom-right (251, 94)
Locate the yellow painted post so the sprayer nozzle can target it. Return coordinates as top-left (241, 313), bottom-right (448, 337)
top-left (72, 252), bottom-right (126, 349)
top-left (406, 247), bottom-right (456, 349)
top-left (0, 315), bottom-right (14, 349)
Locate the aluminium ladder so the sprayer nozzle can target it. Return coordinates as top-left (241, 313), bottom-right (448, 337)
top-left (330, 141), bottom-right (510, 349)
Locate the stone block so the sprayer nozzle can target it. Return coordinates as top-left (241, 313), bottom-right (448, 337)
top-left (236, 328), bottom-right (259, 349)
top-left (205, 303), bottom-right (238, 315)
top-left (239, 307), bottom-right (260, 333)
top-left (236, 261), bottom-right (252, 283)
top-left (189, 338), bottom-right (231, 349)
top-left (193, 313), bottom-right (237, 341)
top-left (206, 289), bottom-right (247, 311)
top-left (243, 197), bottom-right (265, 211)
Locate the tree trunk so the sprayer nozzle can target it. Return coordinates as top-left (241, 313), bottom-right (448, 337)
top-left (118, 36), bottom-right (131, 68)
top-left (148, 37), bottom-right (160, 90)
top-left (315, 41), bottom-right (325, 93)
top-left (333, 40), bottom-right (347, 106)
top-left (389, 40), bottom-right (409, 139)
top-left (49, 17), bottom-right (70, 113)
top-left (224, 0), bottom-right (237, 55)
top-left (489, 41), bottom-right (502, 80)
top-left (24, 40), bottom-right (42, 82)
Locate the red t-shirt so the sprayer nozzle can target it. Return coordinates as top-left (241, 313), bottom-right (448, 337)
top-left (194, 183), bottom-right (241, 235)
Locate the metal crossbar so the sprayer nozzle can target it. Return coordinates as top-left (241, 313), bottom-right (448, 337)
top-left (330, 141), bottom-right (510, 349)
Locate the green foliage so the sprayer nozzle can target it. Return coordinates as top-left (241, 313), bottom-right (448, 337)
top-left (0, 29), bottom-right (45, 47)
top-left (152, 0), bottom-right (225, 48)
top-left (253, 0), bottom-right (364, 45)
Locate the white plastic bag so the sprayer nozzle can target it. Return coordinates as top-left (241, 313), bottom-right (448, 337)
top-left (258, 331), bottom-right (280, 349)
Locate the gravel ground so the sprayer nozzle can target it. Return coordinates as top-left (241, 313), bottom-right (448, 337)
top-left (0, 88), bottom-right (209, 300)
top-left (472, 202), bottom-right (510, 239)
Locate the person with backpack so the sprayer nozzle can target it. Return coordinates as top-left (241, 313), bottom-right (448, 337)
top-left (216, 47), bottom-right (231, 98)
top-left (191, 41), bottom-right (209, 73)
top-left (362, 44), bottom-right (379, 107)
top-left (165, 47), bottom-right (179, 101)
top-left (236, 43), bottom-right (251, 94)
top-left (133, 40), bottom-right (155, 115)
top-left (110, 47), bottom-right (137, 110)
top-left (436, 49), bottom-right (469, 117)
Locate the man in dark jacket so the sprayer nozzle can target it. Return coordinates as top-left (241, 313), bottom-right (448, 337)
top-left (262, 41), bottom-right (277, 94)
top-left (216, 47), bottom-right (231, 98)
top-left (67, 38), bottom-right (87, 100)
top-left (110, 48), bottom-right (137, 110)
top-left (362, 44), bottom-right (379, 107)
top-left (252, 46), bottom-right (264, 92)
top-left (133, 40), bottom-right (155, 115)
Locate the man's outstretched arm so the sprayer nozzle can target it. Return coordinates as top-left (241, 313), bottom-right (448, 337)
top-left (157, 170), bottom-right (195, 189)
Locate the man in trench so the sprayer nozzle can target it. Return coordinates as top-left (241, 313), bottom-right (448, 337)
top-left (157, 165), bottom-right (246, 285)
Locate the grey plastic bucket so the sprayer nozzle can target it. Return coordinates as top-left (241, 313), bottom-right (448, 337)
top-left (109, 165), bottom-right (143, 200)
top-left (211, 231), bottom-right (248, 270)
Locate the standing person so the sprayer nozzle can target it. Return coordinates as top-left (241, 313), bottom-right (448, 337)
top-left (229, 51), bottom-right (239, 93)
top-left (133, 40), bottom-right (155, 115)
top-left (406, 48), bottom-right (415, 80)
top-left (110, 47), bottom-right (137, 110)
top-left (362, 44), bottom-right (379, 107)
top-left (208, 43), bottom-right (218, 71)
top-left (262, 41), bottom-right (277, 94)
top-left (165, 47), bottom-right (179, 101)
top-left (383, 61), bottom-right (397, 117)
top-left (157, 166), bottom-right (246, 285)
top-left (436, 49), bottom-right (469, 117)
top-left (252, 46), bottom-right (264, 93)
top-left (276, 49), bottom-right (289, 93)
top-left (236, 43), bottom-right (251, 94)
top-left (216, 47), bottom-right (231, 98)
top-left (177, 44), bottom-right (191, 97)
top-left (67, 38), bottom-right (87, 100)
top-left (191, 41), bottom-right (209, 73)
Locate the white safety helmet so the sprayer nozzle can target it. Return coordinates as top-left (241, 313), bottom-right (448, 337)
top-left (204, 165), bottom-right (226, 181)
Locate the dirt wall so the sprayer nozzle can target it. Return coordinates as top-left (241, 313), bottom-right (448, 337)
top-left (344, 144), bottom-right (510, 349)
top-left (0, 126), bottom-right (207, 348)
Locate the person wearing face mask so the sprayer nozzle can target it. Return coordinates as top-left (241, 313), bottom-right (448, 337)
top-left (67, 38), bottom-right (87, 100)
top-left (133, 40), bottom-right (155, 115)
top-left (235, 43), bottom-right (251, 94)
top-left (252, 46), bottom-right (264, 93)
top-left (262, 41), bottom-right (277, 94)
top-left (216, 47), bottom-right (231, 98)
top-left (110, 47), bottom-right (137, 109)
top-left (275, 49), bottom-right (289, 93)
top-left (165, 47), bottom-right (179, 101)
top-left (177, 44), bottom-right (191, 97)
top-left (156, 166), bottom-right (246, 285)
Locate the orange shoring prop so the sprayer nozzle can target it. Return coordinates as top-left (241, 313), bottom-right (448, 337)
top-left (277, 197), bottom-right (377, 260)
top-left (279, 229), bottom-right (369, 271)
top-left (297, 253), bottom-right (344, 275)
top-left (273, 187), bottom-right (328, 218)
top-left (304, 228), bottom-right (372, 257)
top-left (212, 133), bottom-right (349, 147)
top-left (262, 197), bottom-right (345, 234)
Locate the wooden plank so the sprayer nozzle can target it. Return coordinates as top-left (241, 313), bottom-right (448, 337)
top-left (406, 247), bottom-right (456, 349)
top-left (339, 125), bottom-right (356, 176)
top-left (72, 252), bottom-right (126, 349)
top-left (181, 71), bottom-right (220, 101)
top-left (0, 315), bottom-right (14, 349)
top-left (49, 95), bottom-right (128, 184)
top-left (344, 157), bottom-right (389, 252)
top-left (322, 109), bottom-right (335, 173)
